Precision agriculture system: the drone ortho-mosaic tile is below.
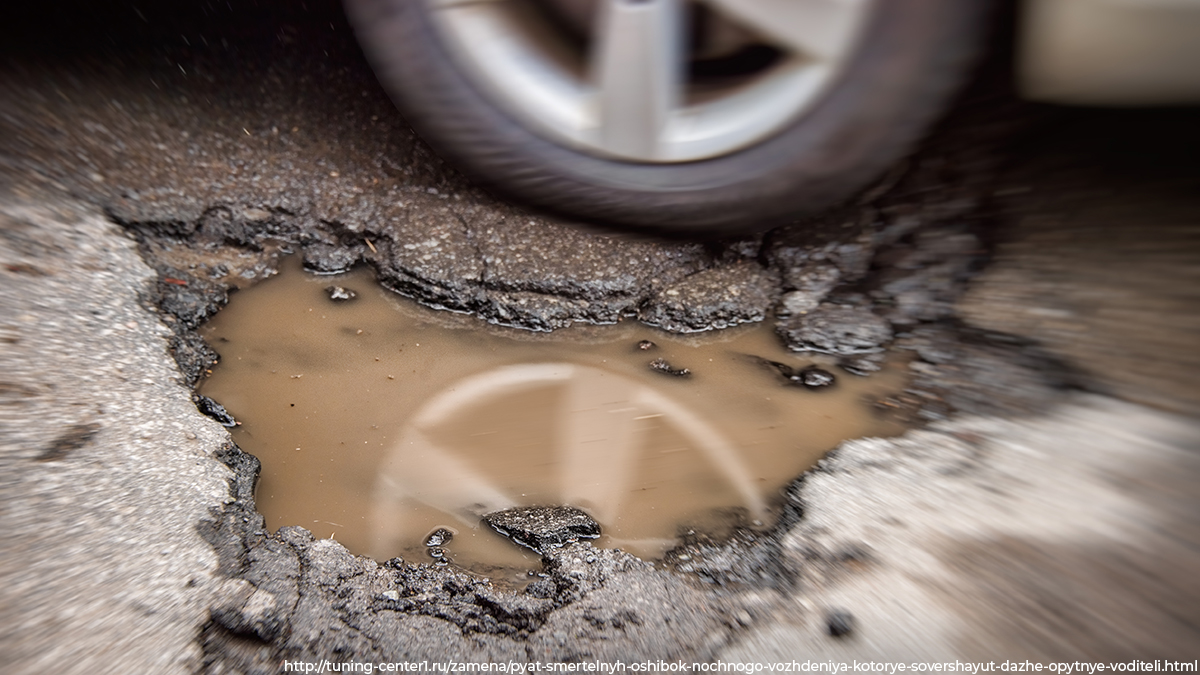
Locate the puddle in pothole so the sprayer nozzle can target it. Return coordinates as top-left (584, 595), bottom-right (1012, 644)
top-left (199, 257), bottom-right (907, 583)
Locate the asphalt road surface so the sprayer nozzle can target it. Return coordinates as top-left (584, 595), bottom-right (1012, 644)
top-left (1, 1), bottom-right (1198, 673)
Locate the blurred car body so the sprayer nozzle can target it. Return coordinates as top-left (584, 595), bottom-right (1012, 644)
top-left (1020, 0), bottom-right (1200, 105)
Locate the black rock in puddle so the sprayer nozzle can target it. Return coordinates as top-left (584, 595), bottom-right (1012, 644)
top-left (649, 358), bottom-right (691, 378)
top-left (750, 357), bottom-right (837, 390)
top-left (799, 367), bottom-right (836, 388)
top-left (424, 528), bottom-right (454, 547)
top-left (427, 547), bottom-right (446, 560)
top-left (484, 506), bottom-right (601, 554)
top-left (636, 340), bottom-right (657, 351)
top-left (194, 394), bottom-right (238, 427)
top-left (325, 285), bottom-right (358, 302)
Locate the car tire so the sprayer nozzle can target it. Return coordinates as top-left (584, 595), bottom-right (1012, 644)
top-left (345, 0), bottom-right (986, 236)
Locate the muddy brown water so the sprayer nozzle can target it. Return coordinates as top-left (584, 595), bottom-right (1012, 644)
top-left (199, 258), bottom-right (906, 583)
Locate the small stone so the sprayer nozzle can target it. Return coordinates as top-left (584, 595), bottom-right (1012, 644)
top-left (424, 528), bottom-right (453, 547)
top-left (637, 340), bottom-right (657, 351)
top-left (649, 358), bottom-right (691, 378)
top-left (484, 506), bottom-right (601, 554)
top-left (325, 285), bottom-right (357, 302)
top-left (381, 590), bottom-right (400, 601)
top-left (798, 367), bottom-right (836, 389)
top-left (827, 610), bottom-right (855, 637)
top-left (193, 394), bottom-right (237, 427)
top-left (427, 547), bottom-right (446, 560)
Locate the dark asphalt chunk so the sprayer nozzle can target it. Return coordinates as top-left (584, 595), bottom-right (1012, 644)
top-left (303, 241), bottom-right (361, 275)
top-left (324, 285), bottom-right (357, 302)
top-left (154, 270), bottom-right (230, 331)
top-left (168, 330), bottom-right (220, 388)
top-left (799, 367), bottom-right (836, 389)
top-left (649, 357), bottom-right (692, 378)
top-left (638, 261), bottom-right (779, 332)
top-left (484, 506), bottom-right (601, 554)
top-left (777, 264), bottom-right (840, 316)
top-left (423, 528), bottom-right (453, 547)
top-left (193, 394), bottom-right (237, 427)
top-left (778, 303), bottom-right (893, 355)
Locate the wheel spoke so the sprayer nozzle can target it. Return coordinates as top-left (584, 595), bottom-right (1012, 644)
top-left (375, 429), bottom-right (517, 522)
top-left (591, 0), bottom-right (686, 159)
top-left (632, 387), bottom-right (767, 521)
top-left (557, 368), bottom-right (642, 523)
top-left (704, 0), bottom-right (870, 61)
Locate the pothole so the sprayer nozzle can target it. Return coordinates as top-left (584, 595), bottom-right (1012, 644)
top-left (198, 257), bottom-right (908, 582)
top-left (111, 167), bottom-right (1077, 666)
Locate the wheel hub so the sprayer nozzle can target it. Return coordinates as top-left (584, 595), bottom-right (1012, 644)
top-left (427, 0), bottom-right (876, 163)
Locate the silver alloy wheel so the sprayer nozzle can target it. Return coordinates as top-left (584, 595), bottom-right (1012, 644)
top-left (428, 0), bottom-right (876, 163)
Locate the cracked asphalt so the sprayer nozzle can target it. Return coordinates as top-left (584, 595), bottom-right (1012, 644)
top-left (1, 1), bottom-right (1198, 672)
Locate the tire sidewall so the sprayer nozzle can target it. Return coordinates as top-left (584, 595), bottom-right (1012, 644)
top-left (346, 0), bottom-right (984, 233)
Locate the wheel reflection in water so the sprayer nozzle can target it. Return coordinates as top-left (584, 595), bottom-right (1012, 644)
top-left (369, 362), bottom-right (767, 563)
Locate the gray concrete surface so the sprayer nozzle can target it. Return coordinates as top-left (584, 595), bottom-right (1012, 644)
top-left (719, 395), bottom-right (1200, 661)
top-left (0, 193), bottom-right (236, 674)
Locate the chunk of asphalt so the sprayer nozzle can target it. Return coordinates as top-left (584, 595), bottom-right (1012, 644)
top-left (423, 528), bottom-right (453, 547)
top-left (799, 367), bottom-right (836, 389)
top-left (778, 263), bottom-right (841, 315)
top-left (484, 506), bottom-right (601, 554)
top-left (193, 394), bottom-right (238, 427)
top-left (324, 285), bottom-right (357, 302)
top-left (649, 358), bottom-right (691, 378)
top-left (638, 261), bottom-right (779, 333)
top-left (777, 303), bottom-right (893, 355)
